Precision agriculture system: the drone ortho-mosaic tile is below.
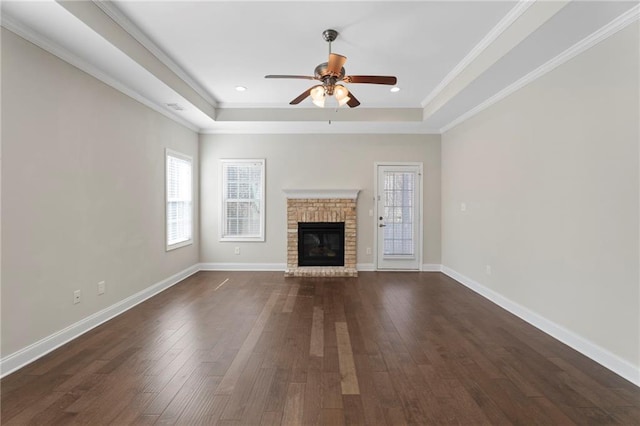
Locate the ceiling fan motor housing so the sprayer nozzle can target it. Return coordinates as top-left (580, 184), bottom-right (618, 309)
top-left (314, 63), bottom-right (345, 81)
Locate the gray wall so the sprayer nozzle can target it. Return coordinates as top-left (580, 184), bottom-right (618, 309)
top-left (1, 29), bottom-right (200, 357)
top-left (200, 133), bottom-right (441, 267)
top-left (3, 16), bottom-right (638, 382)
top-left (441, 25), bottom-right (639, 369)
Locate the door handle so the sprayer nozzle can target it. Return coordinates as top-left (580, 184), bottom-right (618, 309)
top-left (379, 224), bottom-right (386, 227)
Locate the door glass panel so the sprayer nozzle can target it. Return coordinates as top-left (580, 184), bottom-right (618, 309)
top-left (382, 171), bottom-right (415, 256)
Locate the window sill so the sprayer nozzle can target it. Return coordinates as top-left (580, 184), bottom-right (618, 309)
top-left (219, 236), bottom-right (264, 242)
top-left (166, 239), bottom-right (194, 251)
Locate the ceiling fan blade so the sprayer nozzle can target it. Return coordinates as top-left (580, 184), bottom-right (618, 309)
top-left (343, 75), bottom-right (397, 85)
top-left (265, 75), bottom-right (316, 80)
top-left (327, 53), bottom-right (347, 75)
top-left (289, 87), bottom-right (313, 105)
top-left (346, 91), bottom-right (361, 108)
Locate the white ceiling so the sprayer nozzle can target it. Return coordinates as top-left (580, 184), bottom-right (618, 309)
top-left (112, 0), bottom-right (515, 108)
top-left (2, 1), bottom-right (638, 133)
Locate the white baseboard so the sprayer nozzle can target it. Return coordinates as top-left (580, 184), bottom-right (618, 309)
top-left (199, 262), bottom-right (286, 271)
top-left (422, 264), bottom-right (443, 272)
top-left (9, 263), bottom-right (636, 387)
top-left (198, 262), bottom-right (441, 273)
top-left (0, 264), bottom-right (200, 378)
top-left (356, 263), bottom-right (375, 271)
top-left (441, 266), bottom-right (640, 387)
top-left (358, 264), bottom-right (442, 272)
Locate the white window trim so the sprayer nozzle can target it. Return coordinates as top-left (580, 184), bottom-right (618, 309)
top-left (166, 148), bottom-right (194, 251)
top-left (220, 159), bottom-right (266, 242)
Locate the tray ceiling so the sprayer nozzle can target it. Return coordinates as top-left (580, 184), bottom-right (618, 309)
top-left (2, 1), bottom-right (638, 133)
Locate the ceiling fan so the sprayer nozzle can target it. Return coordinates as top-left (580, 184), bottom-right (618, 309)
top-left (265, 29), bottom-right (397, 108)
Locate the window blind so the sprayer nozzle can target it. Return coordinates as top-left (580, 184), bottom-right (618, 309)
top-left (221, 160), bottom-right (265, 241)
top-left (166, 150), bottom-right (193, 248)
top-left (383, 171), bottom-right (415, 256)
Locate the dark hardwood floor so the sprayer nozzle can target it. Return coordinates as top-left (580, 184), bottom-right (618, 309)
top-left (2, 271), bottom-right (639, 425)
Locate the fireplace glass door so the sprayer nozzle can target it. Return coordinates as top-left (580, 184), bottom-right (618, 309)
top-left (298, 222), bottom-right (345, 267)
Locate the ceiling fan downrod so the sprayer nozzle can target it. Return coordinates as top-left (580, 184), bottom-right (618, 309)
top-left (322, 29), bottom-right (338, 55)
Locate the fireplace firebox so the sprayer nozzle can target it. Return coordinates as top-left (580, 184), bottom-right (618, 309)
top-left (298, 222), bottom-right (345, 267)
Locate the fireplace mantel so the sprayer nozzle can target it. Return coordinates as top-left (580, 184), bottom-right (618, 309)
top-left (283, 189), bottom-right (360, 200)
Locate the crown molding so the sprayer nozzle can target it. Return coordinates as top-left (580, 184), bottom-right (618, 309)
top-left (420, 0), bottom-right (536, 108)
top-left (215, 107), bottom-right (424, 123)
top-left (93, 0), bottom-right (218, 107)
top-left (1, 15), bottom-right (199, 133)
top-left (440, 4), bottom-right (640, 134)
top-left (198, 120), bottom-right (441, 135)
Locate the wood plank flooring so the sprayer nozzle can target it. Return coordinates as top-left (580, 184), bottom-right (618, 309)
top-left (2, 271), bottom-right (639, 425)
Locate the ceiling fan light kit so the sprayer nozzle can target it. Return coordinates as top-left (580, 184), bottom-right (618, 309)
top-left (310, 85), bottom-right (325, 108)
top-left (265, 29), bottom-right (397, 108)
top-left (334, 85), bottom-right (351, 106)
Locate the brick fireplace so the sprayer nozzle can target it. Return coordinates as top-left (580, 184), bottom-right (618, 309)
top-left (284, 189), bottom-right (359, 277)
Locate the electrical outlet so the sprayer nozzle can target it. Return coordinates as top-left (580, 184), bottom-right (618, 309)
top-left (368, 209), bottom-right (373, 217)
top-left (73, 290), bottom-right (81, 304)
top-left (234, 246), bottom-right (240, 255)
top-left (98, 281), bottom-right (106, 295)
top-left (461, 202), bottom-right (467, 212)
top-left (366, 247), bottom-right (372, 255)
top-left (486, 265), bottom-right (492, 275)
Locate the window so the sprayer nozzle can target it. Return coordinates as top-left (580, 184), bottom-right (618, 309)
top-left (221, 159), bottom-right (265, 241)
top-left (383, 171), bottom-right (415, 256)
top-left (166, 149), bottom-right (193, 250)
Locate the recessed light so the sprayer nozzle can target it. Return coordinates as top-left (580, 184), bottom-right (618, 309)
top-left (390, 87), bottom-right (400, 93)
top-left (235, 86), bottom-right (247, 92)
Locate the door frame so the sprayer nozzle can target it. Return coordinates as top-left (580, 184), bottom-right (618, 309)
top-left (373, 162), bottom-right (424, 271)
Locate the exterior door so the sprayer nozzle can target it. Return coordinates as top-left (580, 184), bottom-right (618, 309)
top-left (376, 164), bottom-right (422, 270)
